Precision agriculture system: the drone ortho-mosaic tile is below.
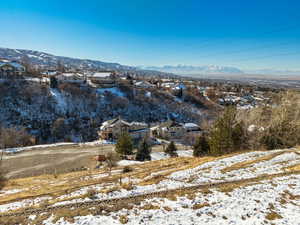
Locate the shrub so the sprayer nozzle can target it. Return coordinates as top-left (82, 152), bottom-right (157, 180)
top-left (240, 91), bottom-right (300, 150)
top-left (86, 188), bottom-right (98, 200)
top-left (105, 152), bottom-right (120, 174)
top-left (165, 141), bottom-right (178, 157)
top-left (0, 164), bottom-right (6, 190)
top-left (122, 166), bottom-right (133, 173)
top-left (0, 127), bottom-right (35, 148)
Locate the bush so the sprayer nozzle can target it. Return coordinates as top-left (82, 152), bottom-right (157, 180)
top-left (86, 188), bottom-right (98, 200)
top-left (122, 166), bottom-right (133, 173)
top-left (240, 91), bottom-right (300, 150)
top-left (115, 132), bottom-right (134, 155)
top-left (0, 127), bottom-right (35, 148)
top-left (0, 164), bottom-right (6, 190)
top-left (193, 135), bottom-right (210, 157)
top-left (260, 133), bottom-right (284, 150)
top-left (105, 152), bottom-right (120, 174)
top-left (165, 141), bottom-right (178, 157)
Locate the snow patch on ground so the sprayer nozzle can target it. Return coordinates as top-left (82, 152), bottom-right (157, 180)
top-left (97, 87), bottom-right (124, 97)
top-left (44, 174), bottom-right (300, 225)
top-left (50, 88), bottom-right (67, 113)
top-left (0, 142), bottom-right (75, 154)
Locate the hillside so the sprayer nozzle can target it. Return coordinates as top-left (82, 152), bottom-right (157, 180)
top-left (0, 147), bottom-right (300, 224)
top-left (0, 47), bottom-right (171, 77)
top-left (0, 80), bottom-right (204, 144)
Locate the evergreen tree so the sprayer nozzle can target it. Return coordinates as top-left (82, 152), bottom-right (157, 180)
top-left (115, 132), bottom-right (133, 155)
top-left (193, 135), bottom-right (210, 157)
top-left (232, 121), bottom-right (246, 150)
top-left (165, 141), bottom-right (178, 157)
top-left (136, 139), bottom-right (151, 161)
top-left (50, 76), bottom-right (58, 89)
top-left (208, 106), bottom-right (236, 156)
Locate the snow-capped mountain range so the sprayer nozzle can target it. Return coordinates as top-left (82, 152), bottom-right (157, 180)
top-left (139, 64), bottom-right (244, 75)
top-left (1, 47), bottom-right (299, 76)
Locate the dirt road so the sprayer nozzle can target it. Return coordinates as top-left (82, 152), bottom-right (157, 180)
top-left (1, 142), bottom-right (189, 179)
top-left (1, 144), bottom-right (114, 179)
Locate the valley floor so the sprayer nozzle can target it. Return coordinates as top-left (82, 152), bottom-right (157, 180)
top-left (1, 147), bottom-right (300, 224)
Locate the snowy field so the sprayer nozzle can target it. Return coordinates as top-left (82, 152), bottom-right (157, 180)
top-left (43, 174), bottom-right (300, 225)
top-left (1, 148), bottom-right (300, 224)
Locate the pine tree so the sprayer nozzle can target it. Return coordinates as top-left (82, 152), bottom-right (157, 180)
top-left (208, 106), bottom-right (236, 156)
top-left (50, 76), bottom-right (58, 88)
top-left (165, 141), bottom-right (178, 157)
top-left (193, 135), bottom-right (210, 157)
top-left (136, 139), bottom-right (151, 161)
top-left (232, 121), bottom-right (246, 150)
top-left (115, 132), bottom-right (133, 155)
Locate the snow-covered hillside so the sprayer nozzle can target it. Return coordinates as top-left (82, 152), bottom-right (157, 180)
top-left (1, 148), bottom-right (300, 224)
top-left (0, 47), bottom-right (171, 77)
top-left (0, 81), bottom-right (202, 144)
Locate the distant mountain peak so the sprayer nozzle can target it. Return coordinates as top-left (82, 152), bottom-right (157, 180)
top-left (139, 64), bottom-right (244, 75)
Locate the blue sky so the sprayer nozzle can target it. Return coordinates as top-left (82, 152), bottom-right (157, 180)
top-left (0, 0), bottom-right (300, 70)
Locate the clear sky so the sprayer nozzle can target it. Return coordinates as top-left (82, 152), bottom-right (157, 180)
top-left (0, 0), bottom-right (300, 70)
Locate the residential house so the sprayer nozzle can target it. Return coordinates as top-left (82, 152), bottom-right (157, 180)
top-left (153, 121), bottom-right (186, 139)
top-left (42, 69), bottom-right (58, 77)
top-left (99, 117), bottom-right (149, 141)
top-left (88, 71), bottom-right (117, 88)
top-left (134, 80), bottom-right (155, 89)
top-left (153, 121), bottom-right (201, 140)
top-left (183, 123), bottom-right (201, 133)
top-left (56, 72), bottom-right (85, 83)
top-left (0, 60), bottom-right (25, 78)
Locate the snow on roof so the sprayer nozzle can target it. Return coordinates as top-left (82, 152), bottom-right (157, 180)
top-left (130, 122), bottom-right (147, 127)
top-left (173, 83), bottom-right (186, 90)
top-left (134, 81), bottom-right (154, 87)
top-left (61, 73), bottom-right (81, 77)
top-left (183, 123), bottom-right (199, 128)
top-left (0, 61), bottom-right (25, 70)
top-left (91, 72), bottom-right (111, 78)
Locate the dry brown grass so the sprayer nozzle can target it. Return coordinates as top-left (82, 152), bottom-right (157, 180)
top-left (221, 151), bottom-right (286, 173)
top-left (51, 208), bottom-right (91, 224)
top-left (121, 182), bottom-right (134, 190)
top-left (140, 204), bottom-right (161, 210)
top-left (1, 148), bottom-right (254, 206)
top-left (2, 148), bottom-right (298, 214)
top-left (285, 163), bottom-right (300, 171)
top-left (192, 202), bottom-right (210, 209)
top-left (265, 211), bottom-right (283, 220)
top-left (119, 215), bottom-right (129, 224)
